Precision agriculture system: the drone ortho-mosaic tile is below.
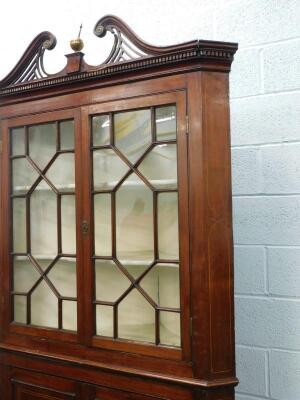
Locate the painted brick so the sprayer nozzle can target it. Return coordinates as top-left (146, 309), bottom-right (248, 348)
top-left (230, 48), bottom-right (261, 98)
top-left (230, 92), bottom-right (300, 146)
top-left (236, 346), bottom-right (267, 396)
top-left (268, 248), bottom-right (300, 297)
top-left (235, 395), bottom-right (267, 400)
top-left (214, 0), bottom-right (300, 46)
top-left (263, 40), bottom-right (300, 92)
top-left (235, 297), bottom-right (300, 350)
top-left (232, 147), bottom-right (261, 195)
top-left (270, 350), bottom-right (300, 400)
top-left (233, 196), bottom-right (300, 245)
top-left (234, 246), bottom-right (266, 294)
top-left (261, 143), bottom-right (300, 194)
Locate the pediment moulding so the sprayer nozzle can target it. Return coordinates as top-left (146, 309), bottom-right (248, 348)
top-left (0, 15), bottom-right (237, 96)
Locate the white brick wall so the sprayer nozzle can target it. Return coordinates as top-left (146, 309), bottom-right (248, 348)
top-left (1, 1), bottom-right (299, 399)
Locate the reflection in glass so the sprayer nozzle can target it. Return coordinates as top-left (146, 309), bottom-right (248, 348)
top-left (47, 258), bottom-right (77, 297)
top-left (118, 289), bottom-right (155, 342)
top-left (31, 280), bottom-right (58, 328)
top-left (96, 305), bottom-right (114, 337)
top-left (92, 115), bottom-right (110, 146)
top-left (93, 149), bottom-right (128, 190)
top-left (62, 300), bottom-right (77, 331)
top-left (29, 123), bottom-right (56, 169)
top-left (46, 154), bottom-right (75, 192)
top-left (14, 296), bottom-right (27, 324)
top-left (94, 194), bottom-right (111, 256)
top-left (114, 109), bottom-right (151, 164)
top-left (138, 144), bottom-right (178, 189)
top-left (61, 195), bottom-right (76, 254)
top-left (11, 127), bottom-right (25, 155)
top-left (95, 260), bottom-right (130, 302)
top-left (160, 311), bottom-right (181, 347)
top-left (158, 192), bottom-right (179, 260)
top-left (13, 256), bottom-right (40, 293)
top-left (30, 181), bottom-right (57, 258)
top-left (13, 197), bottom-right (26, 253)
top-left (156, 106), bottom-right (176, 141)
top-left (116, 174), bottom-right (154, 264)
top-left (60, 120), bottom-right (74, 150)
top-left (140, 263), bottom-right (180, 308)
top-left (12, 158), bottom-right (39, 194)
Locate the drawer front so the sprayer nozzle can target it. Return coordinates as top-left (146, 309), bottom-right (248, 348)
top-left (92, 386), bottom-right (166, 400)
top-left (4, 368), bottom-right (77, 400)
top-left (13, 382), bottom-right (75, 400)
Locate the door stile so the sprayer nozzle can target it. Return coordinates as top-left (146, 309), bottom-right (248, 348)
top-left (74, 108), bottom-right (86, 344)
top-left (79, 106), bottom-right (95, 346)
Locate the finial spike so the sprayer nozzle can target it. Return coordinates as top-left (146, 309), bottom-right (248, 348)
top-left (78, 24), bottom-right (83, 39)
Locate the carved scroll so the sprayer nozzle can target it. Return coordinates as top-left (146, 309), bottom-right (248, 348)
top-left (0, 32), bottom-right (56, 87)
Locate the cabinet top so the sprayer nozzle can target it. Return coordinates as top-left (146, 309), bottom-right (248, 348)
top-left (0, 15), bottom-right (238, 98)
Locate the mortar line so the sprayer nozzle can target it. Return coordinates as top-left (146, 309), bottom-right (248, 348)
top-left (236, 343), bottom-right (300, 353)
top-left (230, 87), bottom-right (300, 100)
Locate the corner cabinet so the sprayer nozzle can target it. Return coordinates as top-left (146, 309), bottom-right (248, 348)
top-left (0, 16), bottom-right (238, 400)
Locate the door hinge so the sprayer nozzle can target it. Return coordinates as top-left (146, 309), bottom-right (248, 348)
top-left (186, 115), bottom-right (189, 135)
top-left (190, 316), bottom-right (193, 337)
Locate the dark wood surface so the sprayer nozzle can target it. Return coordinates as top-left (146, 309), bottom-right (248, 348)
top-left (0, 16), bottom-right (238, 400)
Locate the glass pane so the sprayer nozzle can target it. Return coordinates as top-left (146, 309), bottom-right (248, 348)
top-left (46, 154), bottom-right (75, 192)
top-left (12, 158), bottom-right (39, 194)
top-left (118, 289), bottom-right (155, 342)
top-left (13, 256), bottom-right (40, 293)
top-left (140, 263), bottom-right (180, 308)
top-left (29, 123), bottom-right (56, 169)
top-left (158, 192), bottom-right (179, 260)
top-left (14, 296), bottom-right (27, 324)
top-left (94, 194), bottom-right (111, 256)
top-left (13, 197), bottom-right (26, 253)
top-left (138, 144), bottom-right (178, 189)
top-left (156, 106), bottom-right (176, 141)
top-left (92, 115), bottom-right (110, 146)
top-left (122, 261), bottom-right (151, 280)
top-left (93, 149), bottom-right (129, 190)
top-left (30, 182), bottom-right (57, 258)
top-left (114, 109), bottom-right (151, 164)
top-left (160, 311), bottom-right (181, 347)
top-left (11, 127), bottom-right (25, 155)
top-left (34, 258), bottom-right (52, 271)
top-left (31, 280), bottom-right (58, 328)
top-left (96, 305), bottom-right (114, 337)
top-left (95, 260), bottom-right (130, 302)
top-left (62, 300), bottom-right (77, 331)
top-left (61, 195), bottom-right (76, 254)
top-left (60, 120), bottom-right (74, 150)
top-left (116, 173), bottom-right (154, 264)
top-left (47, 258), bottom-right (77, 297)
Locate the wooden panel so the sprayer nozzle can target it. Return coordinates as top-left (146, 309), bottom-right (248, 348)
top-left (187, 71), bottom-right (235, 380)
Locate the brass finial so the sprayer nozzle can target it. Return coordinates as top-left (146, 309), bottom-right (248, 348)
top-left (70, 24), bottom-right (84, 52)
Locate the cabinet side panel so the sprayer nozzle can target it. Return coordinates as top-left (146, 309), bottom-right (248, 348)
top-left (202, 72), bottom-right (235, 377)
top-left (187, 71), bottom-right (235, 380)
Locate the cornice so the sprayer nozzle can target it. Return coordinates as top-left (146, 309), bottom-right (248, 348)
top-left (0, 15), bottom-right (238, 97)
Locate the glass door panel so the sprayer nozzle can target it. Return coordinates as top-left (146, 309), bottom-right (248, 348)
top-left (92, 105), bottom-right (181, 347)
top-left (10, 119), bottom-right (78, 331)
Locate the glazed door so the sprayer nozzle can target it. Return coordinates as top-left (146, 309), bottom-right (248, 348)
top-left (0, 91), bottom-right (190, 361)
top-left (81, 91), bottom-right (191, 359)
top-left (1, 109), bottom-right (83, 342)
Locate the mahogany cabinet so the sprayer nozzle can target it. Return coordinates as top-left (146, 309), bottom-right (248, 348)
top-left (0, 15), bottom-right (238, 400)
